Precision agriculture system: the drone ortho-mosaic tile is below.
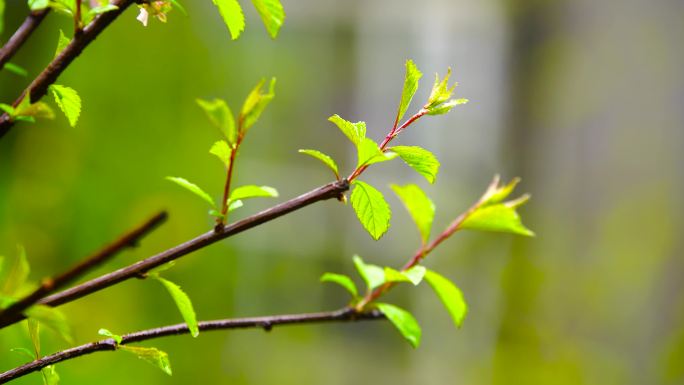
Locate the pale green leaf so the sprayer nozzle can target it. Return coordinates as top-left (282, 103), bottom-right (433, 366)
top-left (229, 185), bottom-right (278, 202)
top-left (15, 99), bottom-right (55, 120)
top-left (28, 319), bottom-right (40, 357)
top-left (298, 149), bottom-right (339, 179)
top-left (426, 68), bottom-right (456, 108)
top-left (461, 197), bottom-right (534, 236)
top-left (426, 98), bottom-right (468, 115)
top-left (352, 255), bottom-right (385, 291)
top-left (350, 181), bottom-right (391, 240)
top-left (212, 0), bottom-right (245, 40)
top-left (396, 59), bottom-right (422, 124)
top-left (328, 114), bottom-right (366, 146)
top-left (49, 84), bottom-right (81, 127)
top-left (120, 345), bottom-right (172, 376)
top-left (0, 103), bottom-right (15, 116)
top-left (382, 266), bottom-right (425, 286)
top-left (228, 199), bottom-right (243, 211)
top-left (98, 328), bottom-right (123, 344)
top-left (2, 245), bottom-right (30, 296)
top-left (250, 0), bottom-right (285, 39)
top-left (390, 146), bottom-right (440, 184)
top-left (482, 176), bottom-right (520, 205)
top-left (424, 270), bottom-right (467, 328)
top-left (55, 30), bottom-right (70, 58)
top-left (356, 138), bottom-right (397, 168)
top-left (25, 305), bottom-right (73, 344)
top-left (152, 276), bottom-right (199, 338)
top-left (41, 365), bottom-right (59, 385)
top-left (391, 184), bottom-right (435, 243)
top-left (240, 77), bottom-right (276, 131)
top-left (165, 177), bottom-right (216, 208)
top-left (383, 267), bottom-right (410, 284)
top-left (209, 140), bottom-right (232, 169)
top-left (196, 98), bottom-right (236, 144)
top-left (376, 303), bottom-right (421, 348)
top-left (28, 0), bottom-right (49, 11)
top-left (320, 273), bottom-right (358, 298)
top-left (10, 347), bottom-right (36, 360)
top-left (5, 63), bottom-right (27, 77)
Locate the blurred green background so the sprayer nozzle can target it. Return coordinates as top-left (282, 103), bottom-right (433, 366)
top-left (1, 0), bottom-right (683, 384)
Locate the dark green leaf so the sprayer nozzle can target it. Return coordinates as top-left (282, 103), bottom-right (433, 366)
top-left (196, 98), bottom-right (236, 144)
top-left (396, 59), bottom-right (422, 124)
top-left (298, 149), bottom-right (339, 179)
top-left (98, 328), bottom-right (123, 344)
top-left (152, 276), bottom-right (199, 338)
top-left (240, 77), bottom-right (276, 132)
top-left (250, 0), bottom-right (285, 39)
top-left (352, 255), bottom-right (384, 290)
top-left (350, 181), bottom-right (391, 240)
top-left (424, 270), bottom-right (467, 328)
top-left (328, 114), bottom-right (366, 146)
top-left (49, 84), bottom-right (81, 127)
top-left (209, 140), bottom-right (232, 169)
top-left (212, 0), bottom-right (245, 40)
top-left (391, 184), bottom-right (435, 243)
top-left (120, 345), bottom-right (173, 376)
top-left (376, 303), bottom-right (421, 348)
top-left (165, 177), bottom-right (216, 208)
top-left (4, 63), bottom-right (27, 77)
top-left (320, 273), bottom-right (358, 298)
top-left (390, 146), bottom-right (440, 184)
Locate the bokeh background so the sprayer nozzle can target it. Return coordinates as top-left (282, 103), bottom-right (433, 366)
top-left (1, 0), bottom-right (683, 384)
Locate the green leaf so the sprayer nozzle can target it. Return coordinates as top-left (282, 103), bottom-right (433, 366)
top-left (391, 184), bottom-right (435, 243)
top-left (0, 0), bottom-right (4, 35)
top-left (212, 0), bottom-right (245, 40)
top-left (424, 270), bottom-right (467, 328)
top-left (2, 245), bottom-right (30, 296)
top-left (120, 345), bottom-right (173, 376)
top-left (228, 199), bottom-right (243, 211)
top-left (25, 305), bottom-right (73, 344)
top-left (376, 303), bottom-right (421, 348)
top-left (240, 77), bottom-right (276, 132)
top-left (209, 140), bottom-right (233, 169)
top-left (384, 266), bottom-right (426, 286)
top-left (229, 185), bottom-right (278, 202)
top-left (461, 196), bottom-right (534, 236)
top-left (196, 98), bottom-right (236, 144)
top-left (396, 59), bottom-right (422, 124)
top-left (54, 30), bottom-right (70, 59)
top-left (10, 347), bottom-right (36, 360)
top-left (4, 63), bottom-right (28, 77)
top-left (482, 175), bottom-right (520, 205)
top-left (328, 114), bottom-right (365, 146)
top-left (15, 98), bottom-right (55, 120)
top-left (165, 177), bottom-right (216, 208)
top-left (352, 255), bottom-right (384, 291)
top-left (390, 146), bottom-right (440, 184)
top-left (28, 318), bottom-right (40, 357)
top-left (426, 98), bottom-right (468, 115)
top-left (152, 276), bottom-right (199, 338)
top-left (298, 149), bottom-right (339, 179)
top-left (89, 4), bottom-right (118, 16)
top-left (356, 138), bottom-right (397, 168)
top-left (0, 103), bottom-right (15, 116)
top-left (426, 68), bottom-right (456, 108)
top-left (250, 0), bottom-right (285, 39)
top-left (28, 0), bottom-right (49, 11)
top-left (320, 273), bottom-right (358, 298)
top-left (383, 267), bottom-right (410, 284)
top-left (98, 328), bottom-right (123, 344)
top-left (350, 181), bottom-right (391, 240)
top-left (49, 84), bottom-right (81, 127)
top-left (41, 365), bottom-right (59, 385)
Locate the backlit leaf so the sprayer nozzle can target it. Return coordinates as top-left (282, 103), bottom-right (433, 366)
top-left (98, 328), bottom-right (123, 344)
top-left (55, 29), bottom-right (70, 58)
top-left (383, 266), bottom-right (426, 286)
top-left (240, 77), bottom-right (276, 132)
top-left (461, 196), bottom-right (534, 236)
top-left (352, 255), bottom-right (384, 291)
top-left (376, 303), bottom-right (421, 348)
top-left (328, 114), bottom-right (366, 146)
top-left (165, 177), bottom-right (216, 208)
top-left (212, 0), bottom-right (245, 40)
top-left (209, 140), bottom-right (232, 169)
top-left (4, 63), bottom-right (27, 77)
top-left (2, 245), bottom-right (29, 296)
top-left (196, 98), bottom-right (236, 144)
top-left (396, 59), bottom-right (422, 124)
top-left (152, 276), bottom-right (199, 338)
top-left (391, 184), bottom-right (435, 243)
top-left (250, 0), bottom-right (285, 39)
top-left (350, 181), bottom-right (391, 240)
top-left (424, 269), bottom-right (467, 327)
top-left (25, 305), bottom-right (73, 344)
top-left (298, 149), bottom-right (339, 179)
top-left (49, 84), bottom-right (81, 127)
top-left (229, 185), bottom-right (278, 202)
top-left (320, 273), bottom-right (358, 298)
top-left (356, 138), bottom-right (397, 168)
top-left (120, 345), bottom-right (172, 376)
top-left (390, 146), bottom-right (440, 184)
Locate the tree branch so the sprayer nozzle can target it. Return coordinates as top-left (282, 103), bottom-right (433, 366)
top-left (0, 307), bottom-right (384, 383)
top-left (0, 0), bottom-right (136, 139)
top-left (0, 9), bottom-right (50, 70)
top-left (0, 180), bottom-right (349, 329)
top-left (0, 211), bottom-right (168, 325)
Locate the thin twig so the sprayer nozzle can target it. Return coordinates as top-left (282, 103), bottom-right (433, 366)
top-left (0, 9), bottom-right (50, 70)
top-left (0, 211), bottom-right (168, 324)
top-left (0, 180), bottom-right (349, 329)
top-left (0, 0), bottom-right (136, 139)
top-left (0, 307), bottom-right (384, 383)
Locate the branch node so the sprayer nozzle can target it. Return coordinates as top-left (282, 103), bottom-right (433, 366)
top-left (261, 321), bottom-right (273, 332)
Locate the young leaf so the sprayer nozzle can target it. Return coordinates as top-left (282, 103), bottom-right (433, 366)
top-left (25, 305), bottom-right (73, 344)
top-left (209, 140), bottom-right (233, 169)
top-left (120, 346), bottom-right (173, 376)
top-left (384, 266), bottom-right (426, 286)
top-left (424, 270), bottom-right (467, 328)
top-left (0, 103), bottom-right (15, 116)
top-left (2, 245), bottom-right (29, 296)
top-left (15, 98), bottom-right (55, 120)
top-left (460, 196), bottom-right (534, 236)
top-left (391, 184), bottom-right (435, 243)
top-left (49, 84), bottom-right (81, 127)
top-left (55, 29), bottom-right (70, 58)
top-left (396, 59), bottom-right (422, 124)
top-left (212, 0), bottom-right (245, 40)
top-left (228, 199), bottom-right (243, 211)
top-left (196, 98), bottom-right (236, 144)
top-left (10, 347), bottom-right (36, 360)
top-left (352, 255), bottom-right (385, 291)
top-left (320, 273), bottom-right (358, 298)
top-left (328, 114), bottom-right (365, 146)
top-left (426, 68), bottom-right (456, 108)
top-left (98, 328), bottom-right (123, 344)
top-left (240, 77), bottom-right (276, 132)
top-left (376, 303), bottom-right (421, 348)
top-left (250, 0), bottom-right (285, 39)
top-left (165, 177), bottom-right (216, 208)
top-left (41, 365), bottom-right (60, 385)
top-left (152, 276), bottom-right (199, 338)
top-left (229, 185), bottom-right (278, 202)
top-left (298, 149), bottom-right (339, 179)
top-left (482, 176), bottom-right (520, 205)
top-left (356, 138), bottom-right (397, 168)
top-left (383, 267), bottom-right (410, 284)
top-left (28, 318), bottom-right (40, 357)
top-left (426, 98), bottom-right (468, 115)
top-left (390, 146), bottom-right (440, 184)
top-left (350, 181), bottom-right (391, 240)
top-left (28, 0), bottom-right (49, 11)
top-left (4, 63), bottom-right (28, 77)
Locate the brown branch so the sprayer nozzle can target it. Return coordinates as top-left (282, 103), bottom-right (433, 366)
top-left (0, 211), bottom-right (168, 324)
top-left (0, 9), bottom-right (50, 71)
top-left (0, 180), bottom-right (349, 329)
top-left (0, 307), bottom-right (384, 383)
top-left (0, 0), bottom-right (136, 139)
